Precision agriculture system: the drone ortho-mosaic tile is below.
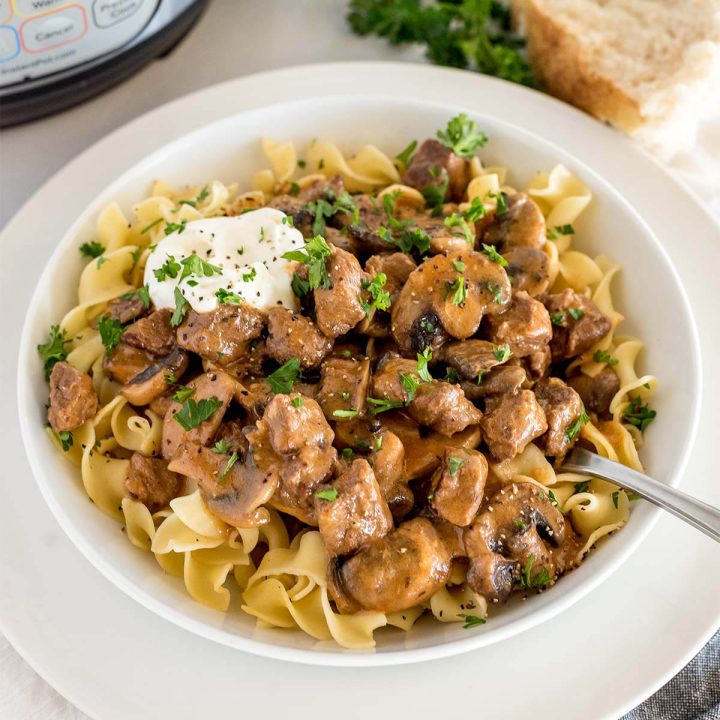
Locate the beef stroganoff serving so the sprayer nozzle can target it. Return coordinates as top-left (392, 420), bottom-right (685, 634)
top-left (39, 115), bottom-right (658, 649)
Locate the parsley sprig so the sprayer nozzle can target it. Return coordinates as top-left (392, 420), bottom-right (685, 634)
top-left (173, 396), bottom-right (223, 431)
top-left (267, 358), bottom-right (301, 395)
top-left (437, 113), bottom-right (488, 158)
top-left (97, 315), bottom-right (124, 353)
top-left (283, 236), bottom-right (333, 296)
top-left (38, 325), bottom-right (69, 379)
top-left (79, 241), bottom-right (105, 259)
top-left (519, 554), bottom-right (552, 590)
top-left (360, 272), bottom-right (391, 316)
top-left (623, 397), bottom-right (656, 432)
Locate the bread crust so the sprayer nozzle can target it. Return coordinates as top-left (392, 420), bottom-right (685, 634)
top-left (520, 0), bottom-right (645, 131)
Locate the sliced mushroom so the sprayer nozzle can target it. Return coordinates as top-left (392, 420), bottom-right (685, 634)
top-left (328, 517), bottom-right (452, 613)
top-left (503, 246), bottom-right (551, 297)
top-left (168, 441), bottom-right (275, 527)
top-left (465, 482), bottom-right (573, 603)
top-left (121, 348), bottom-right (189, 406)
top-left (369, 429), bottom-right (413, 520)
top-left (461, 364), bottom-right (528, 401)
top-left (481, 193), bottom-right (546, 251)
top-left (413, 212), bottom-right (474, 255)
top-left (104, 342), bottom-right (155, 385)
top-left (391, 249), bottom-right (511, 355)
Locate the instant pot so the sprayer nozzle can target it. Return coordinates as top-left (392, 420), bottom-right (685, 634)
top-left (0, 0), bottom-right (207, 126)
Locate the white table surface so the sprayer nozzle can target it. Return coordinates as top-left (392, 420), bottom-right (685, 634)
top-left (1, 2), bottom-right (719, 718)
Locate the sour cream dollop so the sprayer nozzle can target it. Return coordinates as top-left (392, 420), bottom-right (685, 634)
top-left (144, 208), bottom-right (305, 313)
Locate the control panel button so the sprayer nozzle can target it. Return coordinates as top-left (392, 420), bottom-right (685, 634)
top-left (20, 4), bottom-right (87, 52)
top-left (0, 25), bottom-right (20, 60)
top-left (14, 0), bottom-right (70, 17)
top-left (92, 0), bottom-right (143, 28)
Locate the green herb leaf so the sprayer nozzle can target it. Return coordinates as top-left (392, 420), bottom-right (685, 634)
top-left (458, 613), bottom-right (486, 629)
top-left (218, 451), bottom-right (238, 484)
top-left (519, 554), bottom-right (552, 590)
top-left (481, 243), bottom-right (508, 266)
top-left (568, 307), bottom-right (586, 321)
top-left (416, 347), bottom-right (433, 382)
top-left (141, 218), bottom-right (163, 234)
top-left (400, 373), bottom-right (421, 402)
top-left (215, 288), bottom-right (243, 304)
top-left (267, 358), bottom-right (301, 394)
top-left (548, 489), bottom-right (563, 513)
top-left (172, 385), bottom-right (194, 403)
top-left (546, 224), bottom-right (575, 239)
top-left (361, 272), bottom-right (391, 316)
top-left (164, 221), bottom-right (187, 236)
top-left (366, 396), bottom-right (405, 414)
top-left (437, 113), bottom-right (488, 158)
top-left (492, 343), bottom-right (512, 362)
top-left (612, 490), bottom-right (620, 509)
top-left (593, 349), bottom-right (619, 366)
top-left (566, 411), bottom-right (590, 443)
top-left (213, 439), bottom-right (232, 454)
top-left (282, 235), bottom-right (333, 291)
top-left (342, 447), bottom-right (354, 459)
top-left (170, 287), bottom-right (188, 328)
top-left (315, 487), bottom-right (338, 502)
top-left (97, 315), bottom-right (124, 353)
top-left (396, 139), bottom-right (418, 166)
top-left (38, 325), bottom-right (69, 380)
top-left (179, 253), bottom-right (223, 282)
top-left (58, 430), bottom-right (73, 452)
top-left (446, 274), bottom-right (467, 305)
top-left (333, 408), bottom-right (359, 418)
top-left (372, 435), bottom-right (383, 453)
top-left (80, 241), bottom-right (105, 259)
top-left (447, 456), bottom-right (465, 476)
top-left (444, 367), bottom-right (460, 383)
top-left (462, 197), bottom-right (487, 223)
top-left (291, 396), bottom-right (304, 409)
top-left (444, 213), bottom-right (474, 245)
top-left (421, 176), bottom-right (450, 208)
top-left (623, 397), bottom-right (656, 432)
top-left (154, 255), bottom-right (181, 282)
top-left (550, 311), bottom-right (566, 326)
top-left (173, 396), bottom-right (223, 431)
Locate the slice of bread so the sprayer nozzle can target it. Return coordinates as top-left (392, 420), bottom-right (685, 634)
top-left (513, 0), bottom-right (720, 159)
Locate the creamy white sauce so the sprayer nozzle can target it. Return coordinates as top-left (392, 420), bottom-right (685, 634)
top-left (144, 208), bottom-right (304, 313)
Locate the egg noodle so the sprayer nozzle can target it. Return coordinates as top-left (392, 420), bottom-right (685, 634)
top-left (45, 134), bottom-right (656, 649)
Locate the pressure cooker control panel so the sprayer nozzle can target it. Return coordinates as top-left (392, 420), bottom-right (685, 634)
top-left (0, 0), bottom-right (160, 86)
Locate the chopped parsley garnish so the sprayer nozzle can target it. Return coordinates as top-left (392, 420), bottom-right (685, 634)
top-left (97, 315), bottom-right (124, 353)
top-left (550, 311), bottom-right (566, 326)
top-left (447, 456), bottom-right (465, 476)
top-left (445, 367), bottom-right (460, 383)
top-left (172, 385), bottom-right (194, 403)
top-left (366, 396), bottom-right (405, 414)
top-left (170, 287), bottom-right (188, 327)
top-left (612, 491), bottom-right (620, 509)
top-left (173, 396), bottom-right (223, 431)
top-left (282, 235), bottom-right (332, 292)
top-left (400, 373), bottom-right (421, 402)
top-left (79, 241), bottom-right (105, 259)
top-left (360, 272), bottom-right (391, 316)
top-left (565, 411), bottom-right (590, 443)
top-left (121, 284), bottom-right (151, 308)
top-left (373, 435), bottom-right (383, 453)
top-left (347, 2), bottom-right (534, 86)
top-left (58, 430), bottom-right (73, 452)
top-left (242, 267), bottom-right (257, 283)
top-left (574, 481), bottom-right (590, 494)
top-left (476, 370), bottom-right (485, 385)
top-left (291, 396), bottom-right (304, 409)
top-left (213, 439), bottom-right (232, 454)
top-left (267, 358), bottom-right (301, 394)
top-left (380, 226), bottom-right (432, 255)
top-left (282, 215), bottom-right (294, 226)
top-left (453, 259), bottom-right (466, 273)
top-left (446, 274), bottom-right (467, 305)
top-left (288, 182), bottom-right (301, 197)
top-left (623, 397), bottom-right (656, 432)
top-left (568, 307), bottom-right (586, 321)
top-left (488, 191), bottom-right (508, 214)
top-left (196, 185), bottom-right (210, 204)
top-left (481, 243), bottom-right (508, 266)
top-left (519, 554), bottom-right (552, 590)
top-left (462, 197), bottom-right (487, 223)
top-left (492, 344), bottom-right (512, 362)
top-left (306, 191), bottom-right (358, 235)
top-left (164, 220), bottom-right (187, 236)
top-left (436, 113), bottom-right (488, 158)
top-left (481, 280), bottom-right (505, 305)
top-left (215, 288), bottom-right (243, 304)
top-left (548, 489), bottom-right (563, 513)
top-left (153, 255), bottom-right (181, 282)
top-left (333, 408), bottom-right (359, 418)
top-left (444, 213), bottom-right (474, 245)
top-left (218, 451), bottom-right (238, 484)
top-left (38, 325), bottom-right (69, 379)
top-left (458, 613), bottom-right (486, 629)
top-left (593, 349), bottom-right (619, 366)
top-left (315, 487), bottom-right (339, 502)
top-left (546, 224), bottom-right (575, 239)
top-left (179, 254), bottom-right (222, 282)
top-left (416, 347), bottom-right (433, 382)
top-left (421, 176), bottom-right (449, 208)
top-left (396, 139), bottom-right (418, 166)
top-left (514, 519), bottom-right (527, 531)
top-left (141, 218), bottom-right (163, 234)
top-left (96, 255), bottom-right (108, 268)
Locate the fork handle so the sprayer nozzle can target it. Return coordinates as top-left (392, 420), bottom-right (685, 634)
top-left (563, 448), bottom-right (720, 544)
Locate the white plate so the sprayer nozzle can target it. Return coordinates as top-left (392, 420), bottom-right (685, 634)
top-left (2, 62), bottom-right (719, 717)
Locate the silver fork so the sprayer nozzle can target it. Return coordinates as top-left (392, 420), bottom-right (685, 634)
top-left (562, 447), bottom-right (720, 543)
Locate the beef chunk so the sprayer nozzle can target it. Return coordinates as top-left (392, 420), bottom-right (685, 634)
top-left (267, 176), bottom-right (344, 235)
top-left (328, 517), bottom-right (451, 614)
top-left (177, 303), bottom-right (266, 366)
top-left (266, 307), bottom-right (333, 369)
top-left (105, 294), bottom-right (147, 324)
top-left (534, 377), bottom-right (586, 457)
top-left (372, 355), bottom-right (418, 403)
top-left (441, 339), bottom-right (506, 381)
top-left (315, 459), bottom-right (393, 557)
top-left (568, 368), bottom-right (620, 418)
top-left (483, 291), bottom-right (552, 358)
top-left (542, 289), bottom-right (612, 361)
top-left (413, 212), bottom-right (473, 254)
top-left (480, 389), bottom-right (547, 461)
top-left (103, 342), bottom-right (155, 384)
top-left (314, 246), bottom-right (368, 337)
top-left (365, 252), bottom-right (417, 303)
top-left (214, 418), bottom-right (249, 456)
top-left (461, 365), bottom-right (528, 401)
top-left (409, 382), bottom-right (483, 437)
top-left (402, 139), bottom-right (469, 202)
top-left (122, 309), bottom-right (175, 357)
top-left (161, 371), bottom-right (236, 459)
top-left (47, 361), bottom-right (98, 432)
top-left (482, 193), bottom-right (546, 250)
top-left (503, 246), bottom-right (550, 297)
top-left (125, 453), bottom-right (182, 511)
top-left (370, 429), bottom-right (413, 520)
top-left (317, 356), bottom-right (371, 421)
top-left (335, 194), bottom-right (396, 254)
top-left (263, 392), bottom-right (334, 455)
top-left (430, 448), bottom-right (488, 527)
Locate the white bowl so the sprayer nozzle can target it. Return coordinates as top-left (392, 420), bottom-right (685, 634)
top-left (17, 96), bottom-right (701, 666)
